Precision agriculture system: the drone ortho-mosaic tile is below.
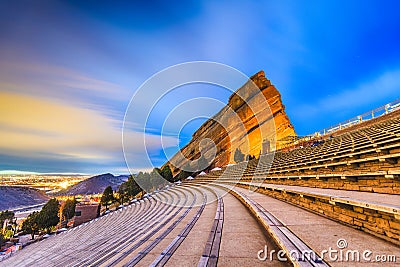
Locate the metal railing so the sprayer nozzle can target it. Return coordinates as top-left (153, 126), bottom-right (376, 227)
top-left (279, 98), bottom-right (400, 150)
top-left (316, 98), bottom-right (400, 136)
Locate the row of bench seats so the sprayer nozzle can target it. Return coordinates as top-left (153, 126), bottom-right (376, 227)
top-left (2, 184), bottom-right (228, 267)
top-left (199, 114), bottom-right (400, 194)
top-left (189, 112), bottom-right (400, 245)
top-left (1, 187), bottom-right (194, 266)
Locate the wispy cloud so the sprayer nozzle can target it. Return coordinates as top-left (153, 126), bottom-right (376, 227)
top-left (0, 60), bottom-right (132, 103)
top-left (1, 1), bottom-right (400, 172)
top-left (294, 68), bottom-right (400, 119)
top-left (0, 92), bottom-right (178, 172)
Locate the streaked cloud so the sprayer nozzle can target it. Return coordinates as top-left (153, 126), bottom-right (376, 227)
top-left (0, 1), bottom-right (400, 172)
top-left (0, 60), bottom-right (132, 103)
top-left (0, 92), bottom-right (178, 172)
top-left (296, 68), bottom-right (400, 116)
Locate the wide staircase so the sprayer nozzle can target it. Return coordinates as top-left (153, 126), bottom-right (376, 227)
top-left (2, 112), bottom-right (399, 266)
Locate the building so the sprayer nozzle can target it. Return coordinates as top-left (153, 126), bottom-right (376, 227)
top-left (72, 203), bottom-right (100, 227)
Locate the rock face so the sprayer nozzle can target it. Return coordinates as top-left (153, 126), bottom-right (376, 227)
top-left (165, 71), bottom-right (296, 175)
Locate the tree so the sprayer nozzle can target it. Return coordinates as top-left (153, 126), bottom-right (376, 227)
top-left (246, 154), bottom-right (256, 161)
top-left (176, 169), bottom-right (192, 181)
top-left (37, 198), bottom-right (60, 233)
top-left (151, 168), bottom-right (167, 190)
top-left (234, 148), bottom-right (245, 163)
top-left (141, 172), bottom-right (152, 192)
top-left (161, 165), bottom-right (173, 182)
top-left (126, 175), bottom-right (142, 198)
top-left (0, 210), bottom-right (14, 231)
top-left (153, 167), bottom-right (162, 175)
top-left (100, 186), bottom-right (115, 210)
top-left (10, 218), bottom-right (18, 237)
top-left (0, 232), bottom-right (4, 245)
top-left (136, 172), bottom-right (152, 194)
top-left (3, 229), bottom-right (14, 239)
top-left (197, 156), bottom-right (209, 172)
top-left (116, 183), bottom-right (128, 205)
top-left (62, 198), bottom-right (77, 222)
top-left (22, 211), bottom-right (40, 240)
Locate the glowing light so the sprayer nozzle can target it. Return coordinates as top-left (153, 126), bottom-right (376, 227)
top-left (59, 181), bottom-right (70, 189)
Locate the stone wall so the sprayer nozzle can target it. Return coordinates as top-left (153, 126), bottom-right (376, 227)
top-left (241, 177), bottom-right (400, 194)
top-left (73, 204), bottom-right (100, 227)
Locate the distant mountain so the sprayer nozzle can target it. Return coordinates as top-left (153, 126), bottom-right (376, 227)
top-left (58, 173), bottom-right (128, 196)
top-left (0, 186), bottom-right (49, 211)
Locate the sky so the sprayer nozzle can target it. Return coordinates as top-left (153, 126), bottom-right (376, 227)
top-left (0, 0), bottom-right (399, 174)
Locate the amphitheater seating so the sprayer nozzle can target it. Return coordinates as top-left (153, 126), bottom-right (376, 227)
top-left (2, 188), bottom-right (186, 266)
top-left (191, 113), bottom-right (400, 246)
top-left (199, 114), bottom-right (400, 195)
top-left (2, 181), bottom-right (399, 266)
top-left (2, 112), bottom-right (400, 266)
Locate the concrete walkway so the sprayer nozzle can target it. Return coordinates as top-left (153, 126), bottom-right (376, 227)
top-left (232, 186), bottom-right (400, 266)
top-left (213, 188), bottom-right (289, 266)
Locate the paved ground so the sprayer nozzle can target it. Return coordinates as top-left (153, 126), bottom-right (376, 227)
top-left (216, 191), bottom-right (288, 266)
top-left (1, 183), bottom-right (399, 266)
top-left (233, 186), bottom-right (400, 266)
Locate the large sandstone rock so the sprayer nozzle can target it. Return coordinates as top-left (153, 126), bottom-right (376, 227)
top-left (165, 71), bottom-right (296, 175)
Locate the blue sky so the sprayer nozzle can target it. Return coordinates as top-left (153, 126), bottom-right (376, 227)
top-left (0, 0), bottom-right (399, 174)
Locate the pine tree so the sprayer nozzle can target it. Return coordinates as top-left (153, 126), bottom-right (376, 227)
top-left (234, 148), bottom-right (245, 163)
top-left (22, 211), bottom-right (40, 240)
top-left (62, 198), bottom-right (77, 222)
top-left (161, 165), bottom-right (173, 182)
top-left (100, 186), bottom-right (115, 210)
top-left (197, 156), bottom-right (209, 172)
top-left (37, 198), bottom-right (60, 233)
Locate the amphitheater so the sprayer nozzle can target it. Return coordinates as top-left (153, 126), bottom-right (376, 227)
top-left (2, 80), bottom-right (400, 266)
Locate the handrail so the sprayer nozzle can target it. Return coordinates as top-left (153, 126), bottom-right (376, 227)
top-left (317, 98), bottom-right (400, 136)
top-left (279, 98), bottom-right (400, 150)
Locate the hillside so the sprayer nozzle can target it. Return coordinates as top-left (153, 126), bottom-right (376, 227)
top-left (0, 186), bottom-right (49, 211)
top-left (57, 173), bottom-right (128, 196)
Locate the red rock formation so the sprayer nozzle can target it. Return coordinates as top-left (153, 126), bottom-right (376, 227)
top-left (165, 71), bottom-right (296, 175)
